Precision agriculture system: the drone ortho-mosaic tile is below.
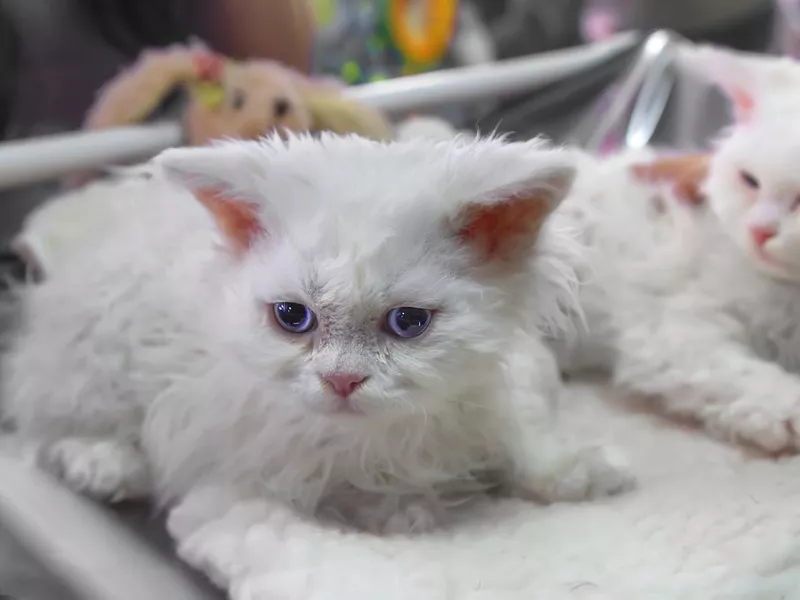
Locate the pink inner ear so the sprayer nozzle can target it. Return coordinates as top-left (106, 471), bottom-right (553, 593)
top-left (195, 188), bottom-right (264, 255)
top-left (730, 87), bottom-right (755, 123)
top-left (458, 194), bottom-right (549, 261)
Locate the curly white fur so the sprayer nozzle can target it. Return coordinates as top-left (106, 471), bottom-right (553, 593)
top-left (1, 134), bottom-right (633, 550)
top-left (554, 46), bottom-right (800, 453)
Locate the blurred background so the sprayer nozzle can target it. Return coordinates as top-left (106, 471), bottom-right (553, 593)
top-left (0, 0), bottom-right (782, 139)
top-left (0, 0), bottom-right (789, 241)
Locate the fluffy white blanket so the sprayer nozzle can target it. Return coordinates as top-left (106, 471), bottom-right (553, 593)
top-left (173, 379), bottom-right (800, 600)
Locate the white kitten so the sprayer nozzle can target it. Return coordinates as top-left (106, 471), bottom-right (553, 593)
top-left (1, 134), bottom-right (633, 541)
top-left (556, 46), bottom-right (800, 453)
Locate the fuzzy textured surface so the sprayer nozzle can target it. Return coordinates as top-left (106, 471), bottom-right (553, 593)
top-left (166, 379), bottom-right (800, 600)
top-left (2, 379), bottom-right (800, 599)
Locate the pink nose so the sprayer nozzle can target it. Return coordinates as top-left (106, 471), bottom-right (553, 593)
top-left (750, 226), bottom-right (776, 248)
top-left (322, 373), bottom-right (366, 398)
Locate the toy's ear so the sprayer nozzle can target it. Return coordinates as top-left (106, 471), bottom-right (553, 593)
top-left (86, 48), bottom-right (198, 130)
top-left (154, 143), bottom-right (269, 255)
top-left (452, 164), bottom-right (575, 264)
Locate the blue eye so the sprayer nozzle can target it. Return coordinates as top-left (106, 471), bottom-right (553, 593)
top-left (273, 302), bottom-right (317, 333)
top-left (385, 307), bottom-right (433, 339)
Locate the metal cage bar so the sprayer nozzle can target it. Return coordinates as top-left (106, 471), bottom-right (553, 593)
top-left (0, 32), bottom-right (640, 191)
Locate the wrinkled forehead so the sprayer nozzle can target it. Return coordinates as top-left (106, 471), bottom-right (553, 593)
top-left (243, 142), bottom-right (502, 306)
top-left (318, 225), bottom-right (453, 304)
top-left (248, 212), bottom-right (459, 312)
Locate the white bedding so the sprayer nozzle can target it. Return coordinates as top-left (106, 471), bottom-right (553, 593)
top-left (172, 379), bottom-right (800, 600)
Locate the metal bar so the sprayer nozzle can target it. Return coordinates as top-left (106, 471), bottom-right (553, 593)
top-left (0, 457), bottom-right (214, 600)
top-left (0, 32), bottom-right (641, 191)
top-left (346, 31), bottom-right (641, 112)
top-left (0, 122), bottom-right (184, 192)
top-left (568, 29), bottom-right (681, 151)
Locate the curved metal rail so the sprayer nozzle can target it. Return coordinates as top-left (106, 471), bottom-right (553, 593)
top-left (0, 32), bottom-right (640, 191)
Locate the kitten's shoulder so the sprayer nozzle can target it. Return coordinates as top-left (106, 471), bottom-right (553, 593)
top-left (17, 168), bottom-right (210, 277)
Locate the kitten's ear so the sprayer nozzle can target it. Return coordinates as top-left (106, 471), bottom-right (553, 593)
top-left (680, 45), bottom-right (759, 122)
top-left (677, 45), bottom-right (797, 124)
top-left (453, 163), bottom-right (576, 264)
top-left (154, 143), bottom-right (268, 255)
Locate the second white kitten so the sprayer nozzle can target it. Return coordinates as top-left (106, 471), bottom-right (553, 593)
top-left (554, 46), bottom-right (800, 454)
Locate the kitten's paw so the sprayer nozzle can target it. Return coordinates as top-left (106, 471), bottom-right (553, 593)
top-left (177, 518), bottom-right (250, 588)
top-left (580, 445), bottom-right (637, 498)
top-left (173, 498), bottom-right (295, 587)
top-left (167, 485), bottom-right (247, 541)
top-left (515, 445), bottom-right (636, 503)
top-left (709, 396), bottom-right (800, 454)
top-left (42, 438), bottom-right (150, 502)
top-left (382, 502), bottom-right (439, 535)
top-left (351, 499), bottom-right (441, 535)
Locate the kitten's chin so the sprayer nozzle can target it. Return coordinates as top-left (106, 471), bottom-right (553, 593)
top-left (730, 227), bottom-right (800, 283)
top-left (304, 393), bottom-right (431, 423)
top-left (304, 396), bottom-right (366, 418)
top-left (747, 246), bottom-right (800, 284)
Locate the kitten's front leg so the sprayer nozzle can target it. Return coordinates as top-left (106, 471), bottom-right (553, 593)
top-left (347, 494), bottom-right (442, 535)
top-left (505, 418), bottom-right (635, 503)
top-left (615, 309), bottom-right (800, 453)
top-left (40, 437), bottom-right (151, 502)
top-left (502, 335), bottom-right (636, 502)
top-left (167, 487), bottom-right (304, 589)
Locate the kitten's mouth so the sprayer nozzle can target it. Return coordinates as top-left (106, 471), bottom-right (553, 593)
top-left (755, 243), bottom-right (780, 266)
top-left (750, 242), bottom-right (800, 282)
top-left (749, 233), bottom-right (784, 268)
top-left (329, 397), bottom-right (364, 416)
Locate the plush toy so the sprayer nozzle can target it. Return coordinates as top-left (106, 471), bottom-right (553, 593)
top-left (58, 42), bottom-right (391, 188)
top-left (83, 41), bottom-right (393, 146)
top-left (13, 44), bottom-right (469, 280)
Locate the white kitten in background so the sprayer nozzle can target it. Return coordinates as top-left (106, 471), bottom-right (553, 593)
top-left (555, 45), bottom-right (800, 453)
top-left (1, 134), bottom-right (633, 542)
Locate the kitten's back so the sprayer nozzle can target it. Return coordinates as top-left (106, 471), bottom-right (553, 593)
top-left (2, 172), bottom-right (217, 437)
top-left (551, 150), bottom-right (713, 373)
